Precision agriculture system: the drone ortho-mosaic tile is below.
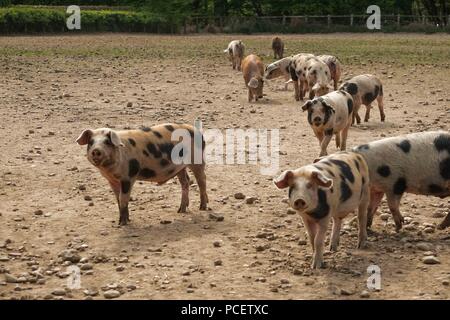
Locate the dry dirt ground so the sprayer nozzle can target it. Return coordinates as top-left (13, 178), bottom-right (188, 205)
top-left (0, 33), bottom-right (449, 300)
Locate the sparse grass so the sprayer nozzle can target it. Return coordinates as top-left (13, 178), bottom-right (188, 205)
top-left (0, 34), bottom-right (449, 67)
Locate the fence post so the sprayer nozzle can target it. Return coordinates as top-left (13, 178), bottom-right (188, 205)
top-left (196, 17), bottom-right (199, 33)
top-left (327, 15), bottom-right (331, 28)
top-left (184, 18), bottom-right (187, 34)
top-left (397, 14), bottom-right (400, 26)
top-left (350, 14), bottom-right (354, 26)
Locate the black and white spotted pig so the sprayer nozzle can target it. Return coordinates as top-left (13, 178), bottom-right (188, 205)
top-left (274, 152), bottom-right (370, 269)
top-left (340, 74), bottom-right (385, 125)
top-left (353, 131), bottom-right (450, 231)
top-left (317, 55), bottom-right (342, 90)
top-left (302, 90), bottom-right (354, 157)
top-left (289, 53), bottom-right (315, 101)
top-left (264, 56), bottom-right (293, 90)
top-left (76, 124), bottom-right (208, 226)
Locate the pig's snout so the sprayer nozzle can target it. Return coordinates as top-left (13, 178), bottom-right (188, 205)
top-left (313, 117), bottom-right (322, 126)
top-left (90, 148), bottom-right (104, 165)
top-left (293, 198), bottom-right (306, 210)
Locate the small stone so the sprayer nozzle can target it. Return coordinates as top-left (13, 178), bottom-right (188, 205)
top-left (213, 241), bottom-right (222, 248)
top-left (58, 249), bottom-right (81, 263)
top-left (298, 240), bottom-right (307, 246)
top-left (160, 220), bottom-right (172, 225)
top-left (340, 288), bottom-right (355, 296)
top-left (360, 290), bottom-right (370, 298)
top-left (380, 213), bottom-right (390, 221)
top-left (245, 196), bottom-right (257, 204)
top-left (442, 280), bottom-right (449, 286)
top-left (234, 192), bottom-right (245, 200)
top-left (5, 274), bottom-right (19, 283)
top-left (422, 256), bottom-right (440, 265)
top-left (416, 242), bottom-right (433, 251)
top-left (52, 289), bottom-right (66, 296)
top-left (80, 263), bottom-right (93, 271)
top-left (127, 102), bottom-right (133, 108)
top-left (209, 213), bottom-right (224, 221)
top-left (214, 259), bottom-right (223, 266)
top-left (84, 195), bottom-right (92, 201)
top-left (103, 290), bottom-right (121, 299)
top-left (287, 208), bottom-right (297, 215)
top-left (34, 209), bottom-right (43, 216)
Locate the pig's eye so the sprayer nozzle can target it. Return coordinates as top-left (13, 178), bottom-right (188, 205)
top-left (88, 139), bottom-right (94, 147)
top-left (104, 139), bottom-right (113, 146)
top-left (306, 182), bottom-right (313, 189)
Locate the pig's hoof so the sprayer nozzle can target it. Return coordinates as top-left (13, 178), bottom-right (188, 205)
top-left (177, 206), bottom-right (187, 213)
top-left (357, 241), bottom-right (368, 249)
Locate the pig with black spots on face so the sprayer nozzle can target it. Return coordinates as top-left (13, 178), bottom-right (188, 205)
top-left (354, 131), bottom-right (450, 231)
top-left (274, 152), bottom-right (370, 269)
top-left (340, 74), bottom-right (385, 125)
top-left (302, 90), bottom-right (354, 157)
top-left (76, 123), bottom-right (208, 226)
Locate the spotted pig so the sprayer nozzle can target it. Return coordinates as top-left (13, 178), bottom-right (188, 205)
top-left (353, 131), bottom-right (450, 231)
top-left (317, 55), bottom-right (342, 90)
top-left (264, 56), bottom-right (293, 90)
top-left (302, 90), bottom-right (354, 157)
top-left (274, 152), bottom-right (370, 269)
top-left (289, 53), bottom-right (315, 101)
top-left (340, 74), bottom-right (385, 125)
top-left (76, 124), bottom-right (208, 226)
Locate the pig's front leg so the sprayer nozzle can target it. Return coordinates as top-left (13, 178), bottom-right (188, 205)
top-left (312, 218), bottom-right (329, 269)
top-left (319, 132), bottom-right (333, 157)
top-left (118, 179), bottom-right (134, 226)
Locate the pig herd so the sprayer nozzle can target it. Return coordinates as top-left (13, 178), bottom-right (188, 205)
top-left (77, 37), bottom-right (450, 270)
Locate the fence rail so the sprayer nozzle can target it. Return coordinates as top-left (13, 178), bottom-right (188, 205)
top-left (182, 14), bottom-right (450, 34)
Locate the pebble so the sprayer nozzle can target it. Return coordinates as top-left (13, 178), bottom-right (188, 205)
top-left (34, 209), bottom-right (43, 216)
top-left (442, 280), bottom-right (449, 286)
top-left (234, 192), bottom-right (245, 200)
top-left (213, 241), bottom-right (222, 248)
top-left (5, 274), bottom-right (19, 283)
top-left (160, 220), bottom-right (172, 225)
top-left (416, 242), bottom-right (433, 251)
top-left (245, 196), bottom-right (257, 204)
top-left (52, 289), bottom-right (66, 296)
top-left (80, 263), bottom-right (93, 271)
top-left (103, 290), bottom-right (121, 299)
top-left (422, 256), bottom-right (440, 265)
top-left (59, 249), bottom-right (81, 263)
top-left (287, 208), bottom-right (297, 215)
top-left (209, 213), bottom-right (224, 221)
top-left (360, 290), bottom-right (370, 298)
top-left (380, 213), bottom-right (391, 221)
top-left (214, 259), bottom-right (223, 266)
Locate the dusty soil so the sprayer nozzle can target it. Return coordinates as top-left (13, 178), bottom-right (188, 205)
top-left (0, 34), bottom-right (449, 300)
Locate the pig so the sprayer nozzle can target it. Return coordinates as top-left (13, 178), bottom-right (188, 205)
top-left (301, 90), bottom-right (354, 157)
top-left (288, 53), bottom-right (315, 101)
top-left (305, 57), bottom-right (333, 99)
top-left (274, 152), bottom-right (370, 269)
top-left (242, 54), bottom-right (264, 102)
top-left (340, 74), bottom-right (385, 125)
top-left (271, 36), bottom-right (285, 59)
top-left (76, 124), bottom-right (208, 226)
top-left (317, 55), bottom-right (342, 90)
top-left (263, 56), bottom-right (293, 90)
top-left (224, 40), bottom-right (245, 71)
top-left (353, 131), bottom-right (450, 231)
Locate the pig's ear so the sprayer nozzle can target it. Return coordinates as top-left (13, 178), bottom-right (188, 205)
top-left (311, 171), bottom-right (333, 189)
top-left (107, 130), bottom-right (124, 147)
top-left (274, 170), bottom-right (294, 189)
top-left (301, 100), bottom-right (313, 112)
top-left (248, 78), bottom-right (259, 89)
top-left (76, 129), bottom-right (93, 145)
top-left (313, 156), bottom-right (326, 163)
